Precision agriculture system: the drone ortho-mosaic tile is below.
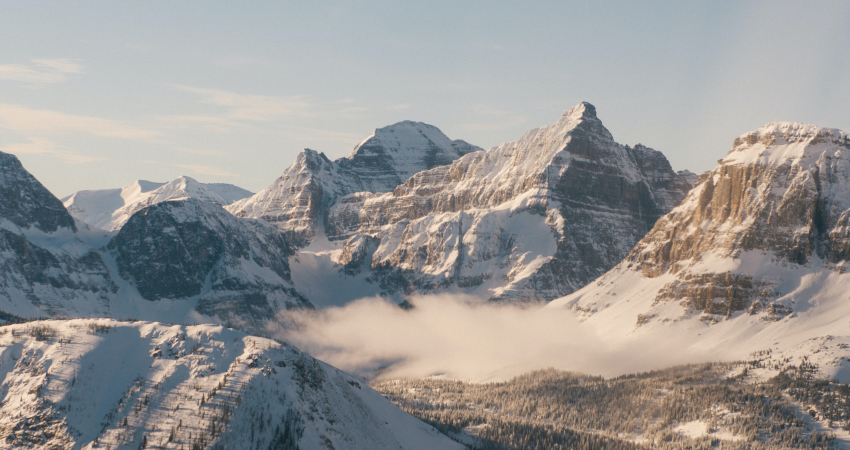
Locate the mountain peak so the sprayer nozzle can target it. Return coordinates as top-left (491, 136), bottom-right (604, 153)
top-left (562, 101), bottom-right (597, 121)
top-left (0, 151), bottom-right (76, 232)
top-left (350, 120), bottom-right (461, 159)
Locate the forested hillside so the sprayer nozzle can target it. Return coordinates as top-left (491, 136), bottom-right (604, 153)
top-left (375, 362), bottom-right (847, 449)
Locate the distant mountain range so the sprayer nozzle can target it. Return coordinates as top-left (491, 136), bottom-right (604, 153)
top-left (63, 177), bottom-right (253, 231)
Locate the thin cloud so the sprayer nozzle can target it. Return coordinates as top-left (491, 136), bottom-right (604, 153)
top-left (173, 85), bottom-right (310, 121)
top-left (277, 295), bottom-right (730, 382)
top-left (142, 159), bottom-right (237, 177)
top-left (295, 127), bottom-right (363, 144)
top-left (0, 137), bottom-right (104, 163)
top-left (156, 115), bottom-right (250, 133)
top-left (0, 104), bottom-right (159, 140)
top-left (0, 58), bottom-right (83, 84)
top-left (176, 147), bottom-right (225, 156)
top-left (462, 104), bottom-right (528, 132)
top-left (174, 164), bottom-right (236, 177)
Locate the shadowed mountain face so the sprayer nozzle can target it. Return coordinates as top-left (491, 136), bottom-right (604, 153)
top-left (0, 152), bottom-right (76, 233)
top-left (109, 198), bottom-right (310, 326)
top-left (0, 152), bottom-right (114, 318)
top-left (318, 103), bottom-right (693, 302)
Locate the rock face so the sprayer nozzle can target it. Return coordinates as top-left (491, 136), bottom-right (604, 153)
top-left (550, 122), bottom-right (850, 330)
top-left (0, 319), bottom-right (463, 450)
top-left (227, 121), bottom-right (481, 246)
top-left (63, 176), bottom-right (253, 232)
top-left (320, 103), bottom-right (692, 302)
top-left (109, 198), bottom-right (309, 326)
top-left (633, 123), bottom-right (850, 275)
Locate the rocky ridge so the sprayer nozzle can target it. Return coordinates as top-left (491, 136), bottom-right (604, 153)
top-left (1, 152), bottom-right (76, 233)
top-left (227, 121), bottom-right (481, 246)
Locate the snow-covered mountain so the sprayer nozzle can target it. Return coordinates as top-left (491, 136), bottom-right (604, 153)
top-left (295, 103), bottom-right (694, 304)
top-left (63, 177), bottom-right (253, 232)
top-left (0, 152), bottom-right (307, 329)
top-left (0, 319), bottom-right (463, 450)
top-left (227, 121), bottom-right (481, 246)
top-left (548, 121), bottom-right (850, 352)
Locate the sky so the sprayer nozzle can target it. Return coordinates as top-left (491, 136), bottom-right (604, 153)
top-left (0, 1), bottom-right (848, 198)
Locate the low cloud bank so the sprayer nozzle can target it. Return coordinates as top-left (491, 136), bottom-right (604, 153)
top-left (276, 295), bottom-right (731, 382)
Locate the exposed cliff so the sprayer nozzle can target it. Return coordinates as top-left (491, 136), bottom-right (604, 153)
top-left (550, 121), bottom-right (850, 336)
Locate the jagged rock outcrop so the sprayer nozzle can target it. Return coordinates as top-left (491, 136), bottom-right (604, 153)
top-left (227, 121), bottom-right (481, 246)
top-left (322, 103), bottom-right (692, 301)
top-left (551, 121), bottom-right (850, 329)
top-left (63, 176), bottom-right (253, 232)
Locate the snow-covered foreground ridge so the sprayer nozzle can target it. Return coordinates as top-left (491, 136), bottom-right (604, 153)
top-left (0, 319), bottom-right (462, 450)
top-left (548, 121), bottom-right (850, 355)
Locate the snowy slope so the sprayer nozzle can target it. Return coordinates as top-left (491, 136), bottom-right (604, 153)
top-left (63, 177), bottom-right (253, 232)
top-left (547, 121), bottom-right (850, 358)
top-left (227, 121), bottom-right (481, 246)
top-left (0, 319), bottom-right (463, 450)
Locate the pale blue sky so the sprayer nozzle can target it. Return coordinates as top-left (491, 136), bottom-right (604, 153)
top-left (1, 1), bottom-right (848, 197)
